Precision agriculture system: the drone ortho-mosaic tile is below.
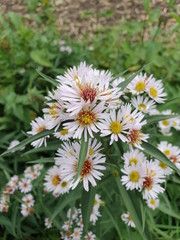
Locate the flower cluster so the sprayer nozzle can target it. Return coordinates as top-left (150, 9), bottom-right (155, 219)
top-left (60, 194), bottom-right (102, 240)
top-left (45, 139), bottom-right (106, 193)
top-left (0, 164), bottom-right (43, 216)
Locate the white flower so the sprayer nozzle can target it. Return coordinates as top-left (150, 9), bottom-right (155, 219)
top-left (154, 159), bottom-right (172, 176)
top-left (158, 110), bottom-right (173, 130)
top-left (85, 231), bottom-right (96, 240)
top-left (127, 128), bottom-right (149, 149)
top-left (121, 163), bottom-right (146, 191)
top-left (63, 102), bottom-right (106, 142)
top-left (90, 206), bottom-right (101, 225)
top-left (8, 140), bottom-right (25, 151)
top-left (71, 228), bottom-right (82, 240)
top-left (27, 116), bottom-right (50, 148)
top-left (131, 95), bottom-right (156, 113)
top-left (21, 203), bottom-right (34, 217)
top-left (99, 109), bottom-right (131, 145)
top-left (19, 178), bottom-right (32, 193)
top-left (8, 175), bottom-right (19, 190)
top-left (122, 149), bottom-right (147, 167)
top-left (127, 72), bottom-right (148, 94)
top-left (22, 194), bottom-right (34, 207)
top-left (44, 166), bottom-right (70, 197)
top-left (54, 128), bottom-right (73, 141)
top-left (58, 140), bottom-right (106, 191)
top-left (169, 145), bottom-right (180, 169)
top-left (146, 198), bottom-right (159, 210)
top-left (142, 160), bottom-right (165, 200)
top-left (44, 217), bottom-right (52, 229)
top-left (146, 77), bottom-right (167, 103)
top-left (24, 164), bottom-right (43, 180)
top-left (62, 220), bottom-right (71, 231)
top-left (121, 212), bottom-right (135, 228)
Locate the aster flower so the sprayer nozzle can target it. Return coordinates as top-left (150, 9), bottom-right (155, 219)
top-left (142, 160), bottom-right (165, 200)
top-left (54, 127), bottom-right (73, 141)
top-left (71, 227), bottom-right (82, 240)
top-left (27, 115), bottom-right (50, 148)
top-left (44, 166), bottom-right (70, 197)
top-left (127, 72), bottom-right (148, 94)
top-left (121, 212), bottom-right (135, 228)
top-left (121, 163), bottom-right (146, 191)
top-left (90, 206), bottom-right (101, 225)
top-left (63, 102), bottom-right (106, 142)
top-left (131, 95), bottom-right (156, 113)
top-left (85, 231), bottom-right (96, 240)
top-left (8, 140), bottom-right (25, 151)
top-left (169, 145), bottom-right (180, 169)
top-left (58, 140), bottom-right (106, 191)
top-left (44, 217), bottom-right (52, 229)
top-left (22, 194), bottom-right (35, 207)
top-left (99, 109), bottom-right (131, 145)
top-left (146, 77), bottom-right (167, 103)
top-left (21, 203), bottom-right (34, 217)
top-left (122, 149), bottom-right (147, 167)
top-left (127, 128), bottom-right (149, 149)
top-left (18, 178), bottom-right (32, 193)
top-left (146, 198), bottom-right (159, 210)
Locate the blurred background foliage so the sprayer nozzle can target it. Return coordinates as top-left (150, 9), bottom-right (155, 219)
top-left (0, 0), bottom-right (180, 239)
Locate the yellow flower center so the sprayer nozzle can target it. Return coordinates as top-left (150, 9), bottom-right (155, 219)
top-left (61, 181), bottom-right (68, 188)
top-left (89, 147), bottom-right (94, 155)
top-left (150, 87), bottom-right (158, 98)
top-left (60, 129), bottom-right (68, 135)
top-left (52, 175), bottom-right (61, 186)
top-left (135, 81), bottom-right (146, 92)
top-left (129, 171), bottom-right (140, 182)
top-left (138, 103), bottom-right (146, 111)
top-left (129, 158), bottom-right (138, 166)
top-left (74, 231), bottom-right (79, 237)
top-left (150, 199), bottom-right (155, 205)
top-left (77, 110), bottom-right (97, 126)
top-left (49, 104), bottom-right (59, 119)
top-left (94, 199), bottom-right (98, 205)
top-left (37, 126), bottom-right (46, 133)
top-left (159, 162), bottom-right (167, 169)
top-left (164, 150), bottom-right (170, 156)
top-left (162, 120), bottom-right (169, 126)
top-left (110, 121), bottom-right (122, 134)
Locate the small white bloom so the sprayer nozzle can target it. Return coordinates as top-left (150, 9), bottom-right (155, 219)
top-left (131, 95), bottom-right (156, 113)
top-left (44, 217), bottom-right (52, 229)
top-left (121, 212), bottom-right (135, 228)
top-left (85, 231), bottom-right (96, 240)
top-left (127, 72), bottom-right (148, 94)
top-left (19, 178), bottom-right (32, 193)
top-left (71, 227), bottom-right (82, 240)
top-left (122, 148), bottom-right (147, 167)
top-left (22, 194), bottom-right (34, 207)
top-left (21, 203), bottom-right (34, 217)
top-left (146, 198), bottom-right (159, 210)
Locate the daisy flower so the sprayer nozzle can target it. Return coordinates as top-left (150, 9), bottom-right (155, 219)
top-left (169, 145), bottom-right (180, 169)
top-left (127, 128), bottom-right (149, 149)
top-left (142, 160), bottom-right (165, 200)
top-left (131, 95), bottom-right (156, 113)
top-left (71, 227), bottom-right (82, 240)
top-left (158, 110), bottom-right (173, 130)
top-left (99, 109), bottom-right (131, 145)
top-left (8, 140), bottom-right (25, 152)
top-left (127, 72), bottom-right (148, 94)
top-left (27, 115), bottom-right (50, 148)
top-left (146, 198), bottom-right (159, 210)
top-left (22, 194), bottom-right (35, 207)
top-left (121, 163), bottom-right (146, 191)
top-left (85, 231), bottom-right (96, 240)
top-left (44, 217), bottom-right (52, 229)
top-left (121, 212), bottom-right (135, 228)
top-left (90, 206), bottom-right (101, 225)
top-left (44, 166), bottom-right (70, 197)
top-left (21, 203), bottom-right (34, 217)
top-left (54, 127), bottom-right (73, 141)
top-left (58, 140), bottom-right (106, 191)
top-left (18, 178), bottom-right (32, 193)
top-left (122, 148), bottom-right (147, 167)
top-left (63, 102), bottom-right (106, 142)
top-left (154, 159), bottom-right (172, 176)
top-left (146, 77), bottom-right (167, 103)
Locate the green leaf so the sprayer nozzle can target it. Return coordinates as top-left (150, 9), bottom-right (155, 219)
top-left (51, 188), bottom-right (81, 221)
top-left (158, 203), bottom-right (180, 220)
top-left (74, 136), bottom-right (89, 181)
top-left (116, 178), bottom-right (151, 240)
top-left (27, 157), bottom-right (55, 164)
top-left (30, 50), bottom-right (53, 67)
top-left (1, 129), bottom-right (54, 157)
top-left (142, 0), bottom-right (150, 13)
top-left (105, 206), bottom-right (122, 239)
top-left (145, 114), bottom-right (179, 125)
top-left (142, 142), bottom-right (180, 175)
top-left (82, 185), bottom-right (96, 234)
top-left (36, 69), bottom-right (58, 87)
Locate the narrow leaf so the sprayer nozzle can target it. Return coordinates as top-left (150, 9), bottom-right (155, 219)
top-left (142, 142), bottom-right (180, 175)
top-left (36, 69), bottom-right (58, 86)
top-left (82, 185), bottom-right (96, 234)
top-left (1, 129), bottom-right (54, 157)
top-left (74, 136), bottom-right (89, 181)
top-left (27, 157), bottom-right (54, 164)
top-left (116, 178), bottom-right (151, 240)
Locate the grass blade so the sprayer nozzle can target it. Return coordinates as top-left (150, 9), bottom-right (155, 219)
top-left (142, 142), bottom-right (180, 175)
